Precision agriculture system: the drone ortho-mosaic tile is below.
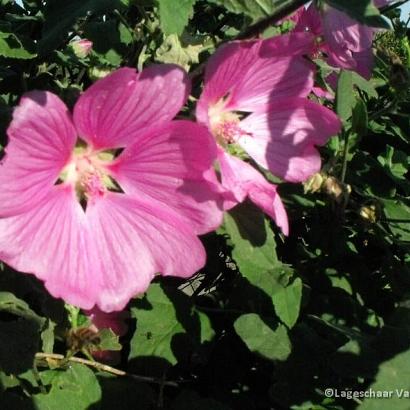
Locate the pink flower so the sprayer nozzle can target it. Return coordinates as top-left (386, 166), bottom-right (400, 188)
top-left (71, 39), bottom-right (93, 58)
top-left (290, 1), bottom-right (391, 78)
top-left (196, 38), bottom-right (341, 234)
top-left (0, 65), bottom-right (223, 312)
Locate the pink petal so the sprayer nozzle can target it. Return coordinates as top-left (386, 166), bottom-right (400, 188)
top-left (312, 86), bottom-right (334, 100)
top-left (196, 40), bottom-right (314, 125)
top-left (352, 48), bottom-right (374, 80)
top-left (294, 4), bottom-right (323, 36)
top-left (0, 91), bottom-right (76, 217)
top-left (108, 121), bottom-right (223, 235)
top-left (0, 186), bottom-right (207, 312)
top-left (218, 149), bottom-right (289, 235)
top-left (86, 193), bottom-right (206, 312)
top-left (73, 65), bottom-right (191, 150)
top-left (0, 186), bottom-right (98, 309)
top-left (326, 44), bottom-right (357, 70)
top-left (239, 98), bottom-right (341, 182)
top-left (260, 31), bottom-right (316, 57)
top-left (322, 6), bottom-right (374, 53)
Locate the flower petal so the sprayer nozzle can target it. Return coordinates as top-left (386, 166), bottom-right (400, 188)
top-left (0, 185), bottom-right (98, 309)
top-left (239, 97), bottom-right (341, 182)
top-left (86, 193), bottom-right (206, 312)
top-left (196, 40), bottom-right (314, 125)
top-left (218, 149), bottom-right (289, 235)
top-left (73, 65), bottom-right (191, 150)
top-left (107, 121), bottom-right (223, 235)
top-left (0, 186), bottom-right (206, 312)
top-left (260, 31), bottom-right (316, 57)
top-left (0, 91), bottom-right (76, 216)
top-left (322, 6), bottom-right (374, 53)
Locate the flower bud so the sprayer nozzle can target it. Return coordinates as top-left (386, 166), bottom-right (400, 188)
top-left (88, 66), bottom-right (113, 81)
top-left (71, 39), bottom-right (93, 58)
top-left (359, 203), bottom-right (380, 223)
top-left (322, 176), bottom-right (351, 204)
top-left (304, 172), bottom-right (325, 193)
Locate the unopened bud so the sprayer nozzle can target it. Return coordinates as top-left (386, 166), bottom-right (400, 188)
top-left (88, 66), bottom-right (113, 81)
top-left (304, 173), bottom-right (325, 193)
top-left (359, 203), bottom-right (380, 223)
top-left (322, 176), bottom-right (351, 204)
top-left (71, 39), bottom-right (93, 58)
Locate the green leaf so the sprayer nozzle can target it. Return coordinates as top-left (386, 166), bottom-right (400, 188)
top-left (358, 349), bottom-right (410, 409)
top-left (234, 314), bottom-right (291, 361)
top-left (158, 0), bottom-right (196, 35)
top-left (272, 278), bottom-right (303, 328)
top-left (378, 145), bottom-right (409, 181)
top-left (0, 292), bottom-right (45, 325)
top-left (351, 71), bottom-right (378, 98)
top-left (225, 202), bottom-right (294, 316)
top-left (129, 284), bottom-right (214, 368)
top-left (0, 31), bottom-right (36, 59)
top-left (156, 33), bottom-right (208, 70)
top-left (224, 202), bottom-right (280, 277)
top-left (97, 328), bottom-right (122, 351)
top-left (41, 319), bottom-right (56, 354)
top-left (34, 364), bottom-right (101, 409)
top-left (352, 98), bottom-right (368, 135)
top-left (382, 199), bottom-right (410, 242)
top-left (207, 0), bottom-right (274, 21)
top-left (324, 0), bottom-right (390, 29)
top-left (336, 70), bottom-right (354, 125)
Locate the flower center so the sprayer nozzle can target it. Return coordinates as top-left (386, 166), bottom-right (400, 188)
top-left (208, 97), bottom-right (251, 146)
top-left (58, 145), bottom-right (122, 207)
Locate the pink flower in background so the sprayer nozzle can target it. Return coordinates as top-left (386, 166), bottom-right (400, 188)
top-left (85, 307), bottom-right (129, 363)
top-left (291, 1), bottom-right (391, 78)
top-left (71, 39), bottom-right (93, 58)
top-left (197, 38), bottom-right (341, 235)
top-left (0, 65), bottom-right (223, 312)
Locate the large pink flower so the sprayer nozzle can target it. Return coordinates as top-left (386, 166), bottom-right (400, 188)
top-left (196, 38), bottom-right (341, 235)
top-left (0, 65), bottom-right (223, 312)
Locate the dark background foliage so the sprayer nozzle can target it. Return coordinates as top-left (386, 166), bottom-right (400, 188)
top-left (0, 0), bottom-right (410, 409)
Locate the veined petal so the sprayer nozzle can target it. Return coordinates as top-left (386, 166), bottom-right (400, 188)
top-left (86, 193), bottom-right (206, 312)
top-left (0, 185), bottom-right (98, 309)
top-left (196, 40), bottom-right (314, 125)
top-left (239, 98), bottom-right (341, 182)
top-left (260, 31), bottom-right (316, 57)
top-left (73, 65), bottom-right (191, 150)
top-left (108, 121), bottom-right (223, 235)
top-left (322, 6), bottom-right (374, 53)
top-left (218, 149), bottom-right (289, 235)
top-left (0, 186), bottom-right (206, 312)
top-left (0, 91), bottom-right (76, 216)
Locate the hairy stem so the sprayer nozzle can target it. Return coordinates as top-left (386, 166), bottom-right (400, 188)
top-left (236, 0), bottom-right (310, 40)
top-left (34, 353), bottom-right (179, 387)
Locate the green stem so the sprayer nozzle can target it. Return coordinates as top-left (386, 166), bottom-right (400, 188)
top-left (340, 130), bottom-right (349, 183)
top-left (236, 0), bottom-right (310, 40)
